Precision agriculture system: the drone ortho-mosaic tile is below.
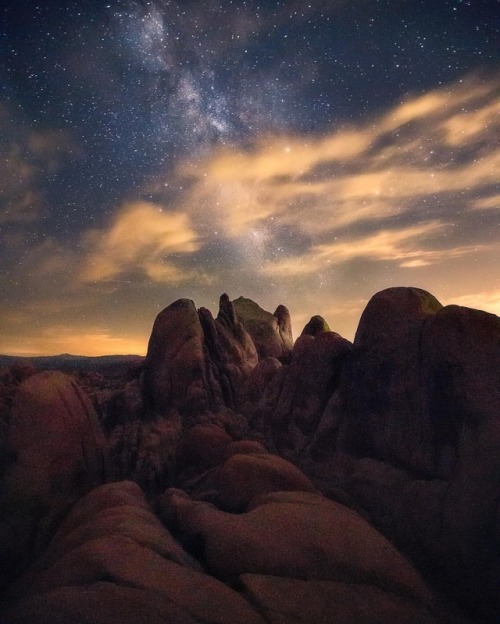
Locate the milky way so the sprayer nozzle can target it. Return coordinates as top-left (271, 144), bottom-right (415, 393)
top-left (1, 0), bottom-right (499, 355)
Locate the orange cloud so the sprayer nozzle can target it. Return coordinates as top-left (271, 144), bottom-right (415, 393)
top-left (161, 74), bottom-right (499, 246)
top-left (381, 75), bottom-right (494, 132)
top-left (443, 98), bottom-right (500, 146)
top-left (472, 194), bottom-right (500, 211)
top-left (443, 289), bottom-right (500, 317)
top-left (187, 129), bottom-right (372, 182)
top-left (261, 222), bottom-right (459, 277)
top-left (81, 201), bottom-right (200, 283)
top-left (383, 92), bottom-right (449, 129)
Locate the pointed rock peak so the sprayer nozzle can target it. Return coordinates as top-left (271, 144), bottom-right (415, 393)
top-left (198, 306), bottom-right (217, 340)
top-left (233, 296), bottom-right (269, 319)
top-left (274, 304), bottom-right (294, 355)
top-left (301, 315), bottom-right (331, 337)
top-left (233, 297), bottom-right (293, 360)
top-left (217, 293), bottom-right (237, 327)
top-left (198, 306), bottom-right (215, 323)
top-left (274, 305), bottom-right (292, 332)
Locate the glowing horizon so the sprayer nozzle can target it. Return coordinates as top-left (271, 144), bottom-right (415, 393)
top-left (1, 2), bottom-right (498, 357)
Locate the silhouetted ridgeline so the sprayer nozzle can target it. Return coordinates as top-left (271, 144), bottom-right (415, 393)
top-left (0, 287), bottom-right (499, 624)
top-left (0, 353), bottom-right (144, 373)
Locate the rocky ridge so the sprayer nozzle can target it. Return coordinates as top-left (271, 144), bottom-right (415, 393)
top-left (0, 288), bottom-right (498, 623)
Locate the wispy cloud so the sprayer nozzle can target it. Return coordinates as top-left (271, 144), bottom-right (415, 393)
top-left (3, 74), bottom-right (498, 355)
top-left (0, 105), bottom-right (80, 225)
top-left (472, 194), bottom-right (500, 211)
top-left (260, 222), bottom-right (482, 277)
top-left (442, 98), bottom-right (500, 146)
top-left (443, 289), bottom-right (500, 317)
top-left (153, 74), bottom-right (499, 277)
top-left (80, 201), bottom-right (200, 283)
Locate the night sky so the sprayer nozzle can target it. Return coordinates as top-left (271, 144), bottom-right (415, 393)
top-left (1, 0), bottom-right (499, 356)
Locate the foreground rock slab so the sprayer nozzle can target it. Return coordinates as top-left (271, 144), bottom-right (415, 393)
top-left (163, 489), bottom-right (434, 607)
top-left (241, 574), bottom-right (440, 624)
top-left (2, 481), bottom-right (265, 624)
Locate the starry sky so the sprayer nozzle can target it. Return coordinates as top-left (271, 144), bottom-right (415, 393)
top-left (1, 0), bottom-right (499, 356)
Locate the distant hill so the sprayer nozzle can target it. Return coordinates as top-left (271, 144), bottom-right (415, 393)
top-left (0, 353), bottom-right (144, 374)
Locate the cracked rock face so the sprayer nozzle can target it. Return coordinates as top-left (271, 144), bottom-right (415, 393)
top-left (143, 295), bottom-right (258, 417)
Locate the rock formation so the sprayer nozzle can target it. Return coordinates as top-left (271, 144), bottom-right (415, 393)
top-left (143, 294), bottom-right (257, 416)
top-left (0, 371), bottom-right (107, 586)
top-left (233, 296), bottom-right (293, 360)
top-left (0, 286), bottom-right (498, 623)
top-left (2, 481), bottom-right (264, 624)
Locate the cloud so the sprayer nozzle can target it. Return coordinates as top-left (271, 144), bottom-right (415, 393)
top-left (0, 104), bottom-right (80, 224)
top-left (442, 98), bottom-right (500, 146)
top-left (5, 74), bottom-right (497, 354)
top-left (383, 92), bottom-right (449, 129)
top-left (171, 126), bottom-right (374, 238)
top-left (162, 74), bottom-right (499, 249)
top-left (142, 73), bottom-right (500, 301)
top-left (472, 194), bottom-right (500, 211)
top-left (80, 201), bottom-right (200, 284)
top-left (379, 77), bottom-right (491, 133)
top-left (443, 289), bottom-right (500, 317)
top-left (260, 221), bottom-right (482, 277)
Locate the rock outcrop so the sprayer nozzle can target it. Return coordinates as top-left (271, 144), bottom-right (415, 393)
top-left (143, 294), bottom-right (257, 416)
top-left (240, 575), bottom-right (440, 624)
top-left (0, 371), bottom-right (107, 585)
top-left (161, 488), bottom-right (441, 622)
top-left (1, 287), bottom-right (498, 623)
top-left (7, 371), bottom-right (106, 495)
top-left (233, 297), bottom-right (293, 361)
top-left (2, 481), bottom-right (265, 624)
top-left (334, 287), bottom-right (444, 474)
top-left (183, 451), bottom-right (317, 512)
top-left (308, 288), bottom-right (500, 622)
top-left (245, 325), bottom-right (352, 457)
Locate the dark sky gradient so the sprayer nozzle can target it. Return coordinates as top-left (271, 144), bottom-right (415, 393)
top-left (1, 0), bottom-right (499, 355)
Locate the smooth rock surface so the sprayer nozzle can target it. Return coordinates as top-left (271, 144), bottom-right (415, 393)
top-left (3, 481), bottom-right (265, 624)
top-left (186, 452), bottom-right (317, 511)
top-left (241, 574), bottom-right (440, 624)
top-left (163, 489), bottom-right (433, 605)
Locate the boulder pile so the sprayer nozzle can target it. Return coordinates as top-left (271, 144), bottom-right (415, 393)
top-left (0, 288), bottom-right (498, 623)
